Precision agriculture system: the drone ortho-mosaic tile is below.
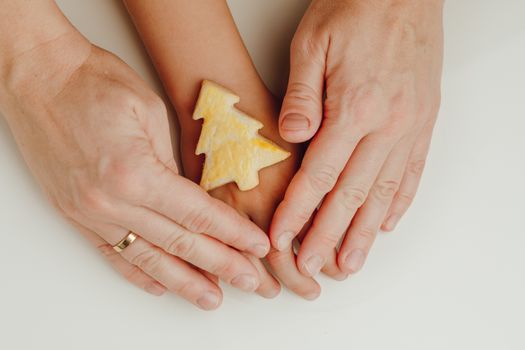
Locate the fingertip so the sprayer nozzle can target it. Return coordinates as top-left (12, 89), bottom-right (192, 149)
top-left (379, 225), bottom-right (393, 233)
top-left (382, 214), bottom-right (400, 232)
top-left (196, 291), bottom-right (223, 311)
top-left (339, 249), bottom-right (367, 275)
top-left (144, 282), bottom-right (167, 296)
top-left (243, 222), bottom-right (271, 256)
top-left (259, 283), bottom-right (282, 299)
top-left (251, 243), bottom-right (270, 258)
top-left (298, 254), bottom-right (325, 278)
top-left (303, 288), bottom-right (321, 301)
top-left (231, 274), bottom-right (260, 293)
top-left (330, 273), bottom-right (350, 281)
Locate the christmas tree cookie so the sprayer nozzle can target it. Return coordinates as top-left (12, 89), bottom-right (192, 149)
top-left (193, 80), bottom-right (290, 191)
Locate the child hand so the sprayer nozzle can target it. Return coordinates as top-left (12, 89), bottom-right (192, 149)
top-left (180, 91), bottom-right (345, 299)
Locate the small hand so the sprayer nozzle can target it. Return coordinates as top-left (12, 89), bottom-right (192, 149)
top-left (0, 35), bottom-right (270, 310)
top-left (271, 0), bottom-right (444, 277)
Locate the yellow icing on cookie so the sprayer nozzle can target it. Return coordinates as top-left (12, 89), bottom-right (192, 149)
top-left (193, 80), bottom-right (290, 191)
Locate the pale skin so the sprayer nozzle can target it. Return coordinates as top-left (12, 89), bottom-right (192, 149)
top-left (0, 0), bottom-right (276, 310)
top-left (271, 0), bottom-right (444, 278)
top-left (124, 0), bottom-right (335, 299)
top-left (0, 0), bottom-right (444, 307)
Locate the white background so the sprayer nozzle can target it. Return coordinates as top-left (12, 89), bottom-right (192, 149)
top-left (1, 1), bottom-right (524, 349)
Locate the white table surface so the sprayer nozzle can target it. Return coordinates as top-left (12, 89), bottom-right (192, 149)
top-left (1, 1), bottom-right (524, 349)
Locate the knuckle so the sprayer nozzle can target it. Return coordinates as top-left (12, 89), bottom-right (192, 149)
top-left (377, 124), bottom-right (406, 142)
top-left (97, 243), bottom-right (117, 259)
top-left (355, 226), bottom-right (376, 242)
top-left (214, 258), bottom-right (236, 278)
top-left (290, 283), bottom-right (319, 299)
top-left (324, 82), bottom-right (386, 136)
top-left (174, 280), bottom-right (197, 296)
top-left (351, 84), bottom-right (385, 125)
top-left (181, 208), bottom-right (214, 234)
top-left (419, 92), bottom-right (442, 119)
top-left (285, 81), bottom-right (321, 106)
top-left (305, 164), bottom-right (339, 195)
top-left (319, 231), bottom-right (342, 248)
top-left (415, 100), bottom-right (431, 119)
top-left (224, 228), bottom-right (243, 247)
top-left (165, 233), bottom-right (196, 259)
top-left (123, 265), bottom-right (144, 284)
top-left (145, 94), bottom-right (167, 115)
top-left (339, 186), bottom-right (368, 210)
top-left (291, 34), bottom-right (320, 58)
top-left (324, 86), bottom-right (360, 122)
top-left (296, 208), bottom-right (313, 223)
top-left (132, 248), bottom-right (163, 273)
top-left (386, 113), bottom-right (414, 137)
top-left (113, 90), bottom-right (140, 111)
top-left (74, 184), bottom-right (109, 217)
top-left (397, 191), bottom-right (415, 206)
top-left (102, 159), bottom-right (145, 199)
top-left (372, 180), bottom-right (400, 202)
top-left (266, 249), bottom-right (291, 267)
top-left (407, 159), bottom-right (426, 176)
top-left (286, 200), bottom-right (314, 224)
top-left (354, 88), bottom-right (378, 115)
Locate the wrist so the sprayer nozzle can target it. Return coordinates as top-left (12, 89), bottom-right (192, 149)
top-left (0, 1), bottom-right (91, 110)
top-left (0, 1), bottom-right (76, 68)
top-left (354, 0), bottom-right (444, 15)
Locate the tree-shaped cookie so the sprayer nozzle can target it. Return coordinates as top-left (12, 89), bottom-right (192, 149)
top-left (193, 80), bottom-right (290, 191)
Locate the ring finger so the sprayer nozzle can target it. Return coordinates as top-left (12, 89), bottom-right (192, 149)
top-left (86, 220), bottom-right (224, 310)
top-left (70, 220), bottom-right (167, 296)
top-left (337, 136), bottom-right (416, 273)
top-left (119, 205), bottom-right (261, 293)
top-left (121, 236), bottom-right (224, 310)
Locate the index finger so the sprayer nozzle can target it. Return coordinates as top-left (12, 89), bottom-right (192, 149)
top-left (144, 164), bottom-right (270, 257)
top-left (270, 120), bottom-right (363, 251)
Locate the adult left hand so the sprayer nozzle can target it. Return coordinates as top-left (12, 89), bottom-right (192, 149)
top-left (270, 0), bottom-right (444, 278)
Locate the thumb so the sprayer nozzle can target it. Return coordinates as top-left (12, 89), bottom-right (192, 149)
top-left (279, 37), bottom-right (326, 143)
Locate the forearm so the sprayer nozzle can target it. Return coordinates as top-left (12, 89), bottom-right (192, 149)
top-left (124, 0), bottom-right (275, 128)
top-left (125, 0), bottom-right (281, 180)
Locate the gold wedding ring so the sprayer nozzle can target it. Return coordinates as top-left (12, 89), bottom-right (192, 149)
top-left (113, 231), bottom-right (138, 253)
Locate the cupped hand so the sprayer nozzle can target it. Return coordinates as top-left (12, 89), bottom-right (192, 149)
top-left (0, 34), bottom-right (271, 310)
top-left (271, 0), bottom-right (444, 277)
top-left (179, 88), bottom-right (341, 300)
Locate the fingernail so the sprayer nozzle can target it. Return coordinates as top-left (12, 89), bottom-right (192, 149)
top-left (252, 243), bottom-right (269, 257)
top-left (231, 274), bottom-right (258, 292)
top-left (303, 255), bottom-right (325, 277)
top-left (383, 214), bottom-right (401, 232)
top-left (144, 282), bottom-right (166, 296)
top-left (276, 231), bottom-right (294, 251)
top-left (281, 114), bottom-right (310, 131)
top-left (343, 249), bottom-right (366, 273)
top-left (303, 291), bottom-right (320, 301)
top-left (332, 273), bottom-right (350, 281)
top-left (197, 292), bottom-right (221, 310)
top-left (261, 286), bottom-right (281, 299)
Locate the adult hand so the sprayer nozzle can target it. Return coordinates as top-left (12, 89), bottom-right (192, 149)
top-left (271, 0), bottom-right (444, 277)
top-left (0, 32), bottom-right (271, 310)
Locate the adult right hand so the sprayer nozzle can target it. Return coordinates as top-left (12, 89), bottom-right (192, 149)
top-left (0, 32), bottom-right (271, 310)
